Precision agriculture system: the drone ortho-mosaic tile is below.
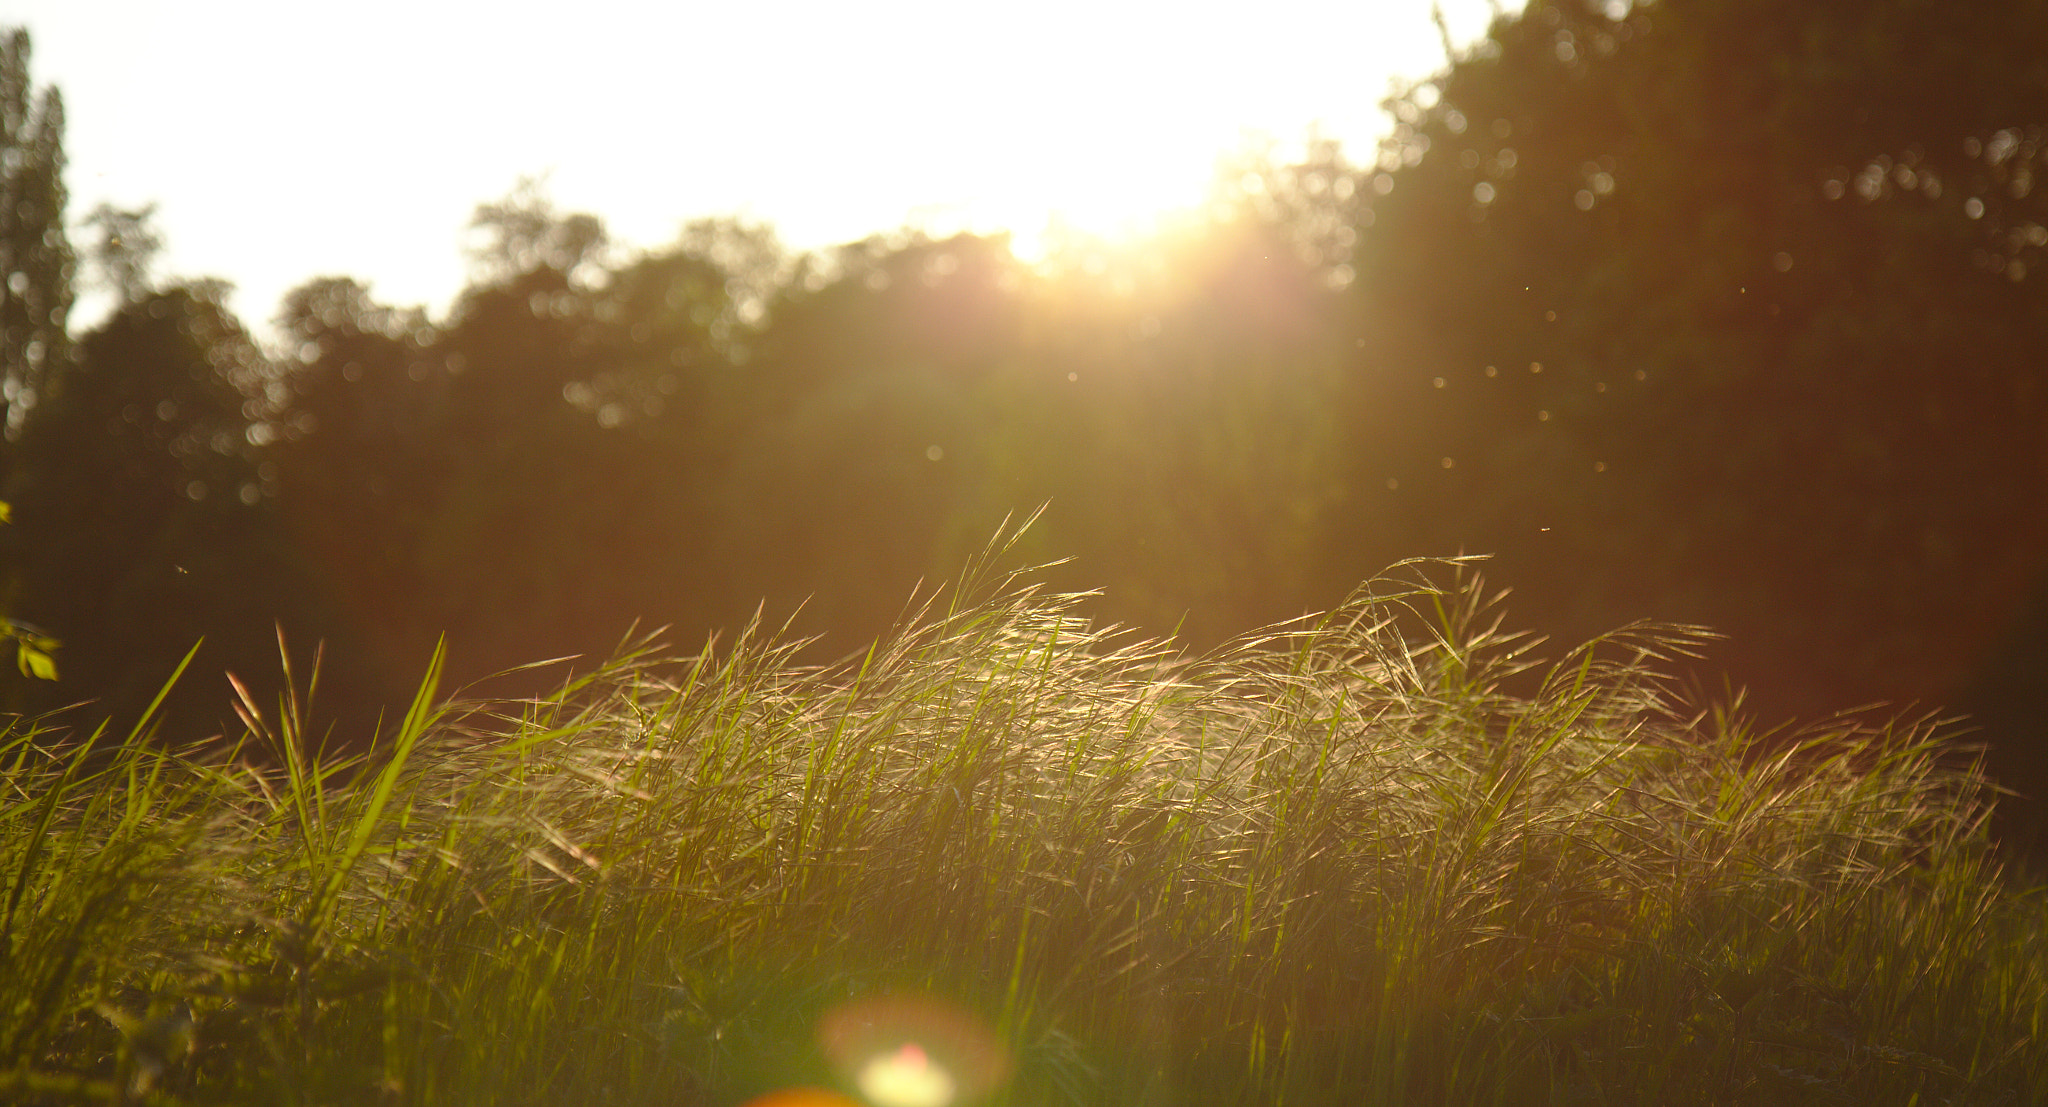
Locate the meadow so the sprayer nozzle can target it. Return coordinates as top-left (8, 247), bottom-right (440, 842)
top-left (4, 534), bottom-right (2044, 1106)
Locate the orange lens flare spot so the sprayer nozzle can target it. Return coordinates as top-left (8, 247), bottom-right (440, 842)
top-left (739, 1089), bottom-right (865, 1107)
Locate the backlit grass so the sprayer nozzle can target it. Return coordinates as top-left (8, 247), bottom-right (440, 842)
top-left (4, 532), bottom-right (2043, 1105)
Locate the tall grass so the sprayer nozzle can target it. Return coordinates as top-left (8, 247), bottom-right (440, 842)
top-left (3, 534), bottom-right (2043, 1106)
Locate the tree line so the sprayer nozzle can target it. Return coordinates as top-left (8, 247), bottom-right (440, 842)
top-left (3, 0), bottom-right (2047, 841)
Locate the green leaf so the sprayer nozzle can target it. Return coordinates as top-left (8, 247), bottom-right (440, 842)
top-left (18, 643), bottom-right (58, 681)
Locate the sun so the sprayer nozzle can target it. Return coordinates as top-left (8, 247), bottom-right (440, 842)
top-left (966, 124), bottom-right (1222, 261)
top-left (823, 60), bottom-right (1234, 262)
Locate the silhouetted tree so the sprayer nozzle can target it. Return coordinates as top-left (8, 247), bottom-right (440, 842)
top-left (82, 202), bottom-right (163, 307)
top-left (6, 282), bottom-right (326, 735)
top-left (1333, 0), bottom-right (2048, 839)
top-left (270, 276), bottom-right (449, 705)
top-left (297, 187), bottom-right (779, 687)
top-left (0, 27), bottom-right (72, 694)
top-left (0, 28), bottom-right (70, 452)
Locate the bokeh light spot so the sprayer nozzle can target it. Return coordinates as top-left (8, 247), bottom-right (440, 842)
top-left (817, 994), bottom-right (1008, 1107)
top-left (857, 1042), bottom-right (956, 1107)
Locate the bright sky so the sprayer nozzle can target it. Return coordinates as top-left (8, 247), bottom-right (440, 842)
top-left (2, 0), bottom-right (1511, 336)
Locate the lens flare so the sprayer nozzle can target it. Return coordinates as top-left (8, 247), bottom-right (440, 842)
top-left (855, 1042), bottom-right (956, 1107)
top-left (817, 993), bottom-right (1009, 1107)
top-left (739, 1088), bottom-right (864, 1107)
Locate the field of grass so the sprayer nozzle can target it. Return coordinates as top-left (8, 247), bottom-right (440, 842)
top-left (4, 536), bottom-right (2045, 1106)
